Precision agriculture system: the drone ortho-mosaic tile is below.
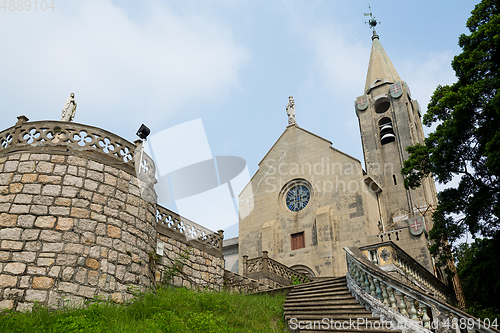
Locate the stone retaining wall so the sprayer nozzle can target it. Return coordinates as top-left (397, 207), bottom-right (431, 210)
top-left (0, 151), bottom-right (156, 311)
top-left (155, 225), bottom-right (224, 290)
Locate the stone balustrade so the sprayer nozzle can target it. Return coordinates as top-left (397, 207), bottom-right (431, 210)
top-left (345, 247), bottom-right (500, 333)
top-left (223, 269), bottom-right (273, 293)
top-left (359, 241), bottom-right (452, 301)
top-left (242, 251), bottom-right (309, 287)
top-left (0, 116), bottom-right (156, 189)
top-left (155, 205), bottom-right (223, 252)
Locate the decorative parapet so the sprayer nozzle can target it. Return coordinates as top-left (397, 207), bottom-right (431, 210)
top-left (344, 247), bottom-right (500, 333)
top-left (360, 241), bottom-right (452, 301)
top-left (0, 116), bottom-right (156, 187)
top-left (155, 204), bottom-right (223, 253)
top-left (223, 269), bottom-right (273, 293)
top-left (242, 251), bottom-right (309, 286)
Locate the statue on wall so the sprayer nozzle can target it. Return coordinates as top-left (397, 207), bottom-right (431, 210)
top-left (286, 96), bottom-right (296, 125)
top-left (61, 93), bottom-right (77, 122)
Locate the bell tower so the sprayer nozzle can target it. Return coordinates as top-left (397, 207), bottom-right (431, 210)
top-left (355, 31), bottom-right (438, 231)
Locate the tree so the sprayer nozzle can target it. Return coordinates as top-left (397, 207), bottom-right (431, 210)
top-left (454, 234), bottom-right (500, 319)
top-left (401, 0), bottom-right (500, 313)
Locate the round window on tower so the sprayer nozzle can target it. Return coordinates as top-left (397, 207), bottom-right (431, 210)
top-left (279, 179), bottom-right (312, 213)
top-left (374, 96), bottom-right (391, 114)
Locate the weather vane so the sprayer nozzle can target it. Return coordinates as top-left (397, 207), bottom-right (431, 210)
top-left (364, 5), bottom-right (380, 30)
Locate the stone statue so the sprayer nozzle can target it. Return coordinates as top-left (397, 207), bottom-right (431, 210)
top-left (61, 93), bottom-right (77, 122)
top-left (286, 96), bottom-right (296, 125)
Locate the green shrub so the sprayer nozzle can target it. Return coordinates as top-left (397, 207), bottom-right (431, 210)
top-left (0, 287), bottom-right (286, 333)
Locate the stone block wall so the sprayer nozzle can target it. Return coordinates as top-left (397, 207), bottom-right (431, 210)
top-left (155, 226), bottom-right (224, 290)
top-left (0, 151), bottom-right (157, 311)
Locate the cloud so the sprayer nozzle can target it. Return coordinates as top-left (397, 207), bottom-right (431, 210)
top-left (0, 0), bottom-right (249, 129)
top-left (398, 51), bottom-right (456, 115)
top-left (303, 26), bottom-right (369, 99)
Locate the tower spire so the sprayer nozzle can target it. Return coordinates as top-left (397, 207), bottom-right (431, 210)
top-left (364, 33), bottom-right (401, 93)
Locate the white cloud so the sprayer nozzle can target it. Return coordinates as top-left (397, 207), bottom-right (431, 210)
top-left (398, 51), bottom-right (457, 115)
top-left (304, 26), bottom-right (369, 98)
top-left (0, 0), bottom-right (249, 128)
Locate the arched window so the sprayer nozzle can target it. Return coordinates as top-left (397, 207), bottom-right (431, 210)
top-left (379, 117), bottom-right (396, 145)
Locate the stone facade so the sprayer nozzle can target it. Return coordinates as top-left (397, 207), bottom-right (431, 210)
top-left (238, 125), bottom-right (381, 278)
top-left (234, 32), bottom-right (443, 284)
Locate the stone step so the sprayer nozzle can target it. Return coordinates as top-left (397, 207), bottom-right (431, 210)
top-left (284, 276), bottom-right (399, 333)
top-left (290, 284), bottom-right (349, 295)
top-left (287, 292), bottom-right (355, 300)
top-left (285, 298), bottom-right (364, 309)
top-left (284, 306), bottom-right (369, 314)
top-left (285, 313), bottom-right (380, 325)
top-left (285, 314), bottom-right (378, 321)
top-left (293, 278), bottom-right (347, 289)
top-left (289, 285), bottom-right (350, 296)
top-left (284, 312), bottom-right (371, 318)
top-left (293, 277), bottom-right (346, 289)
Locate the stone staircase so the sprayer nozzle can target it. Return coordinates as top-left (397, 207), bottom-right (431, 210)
top-left (284, 276), bottom-right (400, 332)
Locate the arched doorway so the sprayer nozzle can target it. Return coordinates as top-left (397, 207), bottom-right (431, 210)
top-left (290, 264), bottom-right (316, 278)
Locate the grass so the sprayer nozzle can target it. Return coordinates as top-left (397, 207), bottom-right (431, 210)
top-left (0, 287), bottom-right (286, 333)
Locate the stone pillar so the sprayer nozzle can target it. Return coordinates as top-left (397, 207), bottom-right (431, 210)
top-left (242, 255), bottom-right (248, 276)
top-left (262, 251), bottom-right (269, 274)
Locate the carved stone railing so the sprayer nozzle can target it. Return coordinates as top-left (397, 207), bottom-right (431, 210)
top-left (345, 246), bottom-right (500, 333)
top-left (242, 251), bottom-right (309, 286)
top-left (360, 242), bottom-right (452, 302)
top-left (0, 116), bottom-right (156, 186)
top-left (155, 204), bottom-right (223, 252)
top-left (223, 269), bottom-right (273, 293)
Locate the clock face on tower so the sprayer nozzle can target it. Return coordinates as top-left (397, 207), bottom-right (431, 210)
top-left (285, 185), bottom-right (311, 212)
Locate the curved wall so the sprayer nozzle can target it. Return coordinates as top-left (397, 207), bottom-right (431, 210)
top-left (0, 118), bottom-right (157, 311)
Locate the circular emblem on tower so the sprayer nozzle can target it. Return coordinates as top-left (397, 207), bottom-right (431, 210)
top-left (408, 216), bottom-right (425, 236)
top-left (356, 95), bottom-right (369, 111)
top-left (390, 82), bottom-right (403, 98)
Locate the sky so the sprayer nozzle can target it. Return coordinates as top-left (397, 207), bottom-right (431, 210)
top-left (0, 0), bottom-right (479, 238)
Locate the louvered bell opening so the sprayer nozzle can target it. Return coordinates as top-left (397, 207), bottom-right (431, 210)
top-left (380, 124), bottom-right (393, 135)
top-left (379, 117), bottom-right (395, 145)
top-left (381, 133), bottom-right (396, 144)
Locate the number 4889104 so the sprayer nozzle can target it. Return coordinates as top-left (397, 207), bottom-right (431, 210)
top-left (1, 0), bottom-right (55, 11)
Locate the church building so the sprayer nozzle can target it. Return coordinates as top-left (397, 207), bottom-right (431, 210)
top-left (226, 31), bottom-right (439, 279)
